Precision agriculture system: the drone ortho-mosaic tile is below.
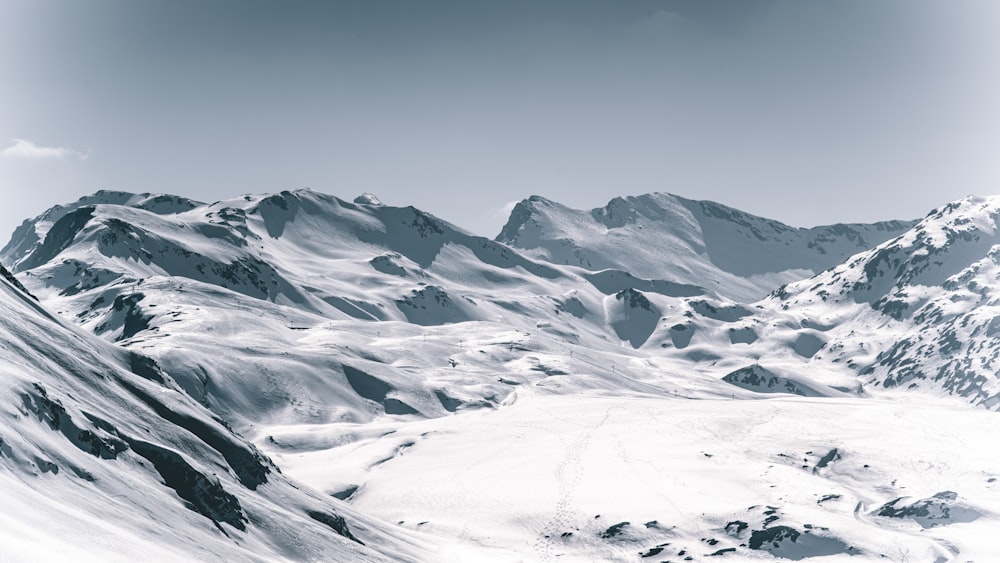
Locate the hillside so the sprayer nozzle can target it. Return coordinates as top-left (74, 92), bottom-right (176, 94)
top-left (497, 193), bottom-right (914, 302)
top-left (3, 188), bottom-right (999, 561)
top-left (761, 195), bottom-right (1000, 408)
top-left (0, 263), bottom-right (436, 561)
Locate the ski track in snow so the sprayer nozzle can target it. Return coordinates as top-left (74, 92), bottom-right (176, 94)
top-left (533, 407), bottom-right (613, 561)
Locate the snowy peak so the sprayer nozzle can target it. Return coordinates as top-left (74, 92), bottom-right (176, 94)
top-left (495, 195), bottom-right (566, 249)
top-left (2, 187), bottom-right (576, 345)
top-left (760, 195), bottom-right (1000, 409)
top-left (497, 192), bottom-right (915, 301)
top-left (6, 187), bottom-right (482, 276)
top-left (353, 192), bottom-right (383, 206)
top-left (675, 194), bottom-right (914, 276)
top-left (774, 195), bottom-right (1000, 310)
top-left (2, 190), bottom-right (203, 271)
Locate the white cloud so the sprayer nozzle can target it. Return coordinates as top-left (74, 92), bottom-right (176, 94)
top-left (494, 199), bottom-right (520, 220)
top-left (0, 139), bottom-right (86, 160)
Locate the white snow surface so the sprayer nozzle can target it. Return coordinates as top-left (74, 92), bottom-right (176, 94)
top-left (496, 193), bottom-right (914, 302)
top-left (759, 195), bottom-right (1000, 409)
top-left (0, 261), bottom-right (442, 561)
top-left (267, 386), bottom-right (1000, 563)
top-left (2, 188), bottom-right (999, 561)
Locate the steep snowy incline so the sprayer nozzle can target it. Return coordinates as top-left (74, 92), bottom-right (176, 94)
top-left (5, 189), bottom-right (730, 431)
top-left (2, 188), bottom-right (569, 323)
top-left (497, 193), bottom-right (915, 302)
top-left (759, 195), bottom-right (1000, 408)
top-left (0, 263), bottom-right (440, 562)
top-left (1, 190), bottom-right (202, 272)
top-left (643, 195), bottom-right (1000, 410)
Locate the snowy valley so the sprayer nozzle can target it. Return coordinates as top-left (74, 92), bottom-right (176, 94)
top-left (1, 189), bottom-right (999, 562)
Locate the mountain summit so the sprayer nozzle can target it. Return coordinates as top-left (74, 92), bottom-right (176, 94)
top-left (497, 192), bottom-right (914, 301)
top-left (764, 195), bottom-right (1000, 408)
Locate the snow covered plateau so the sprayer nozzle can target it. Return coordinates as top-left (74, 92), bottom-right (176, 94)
top-left (1, 188), bottom-right (998, 562)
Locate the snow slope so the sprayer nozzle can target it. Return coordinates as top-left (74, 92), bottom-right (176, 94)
top-left (497, 193), bottom-right (914, 302)
top-left (5, 188), bottom-right (996, 415)
top-left (4, 188), bottom-right (1000, 561)
top-left (267, 387), bottom-right (1000, 562)
top-left (0, 263), bottom-right (443, 561)
top-left (1, 189), bottom-right (629, 430)
top-left (751, 195), bottom-right (1000, 409)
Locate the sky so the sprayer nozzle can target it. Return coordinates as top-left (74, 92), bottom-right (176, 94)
top-left (2, 0), bottom-right (999, 242)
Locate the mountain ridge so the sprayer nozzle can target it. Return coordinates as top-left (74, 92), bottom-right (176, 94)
top-left (0, 254), bottom-right (438, 562)
top-left (5, 187), bottom-right (1000, 561)
top-left (496, 191), bottom-right (916, 302)
top-left (759, 194), bottom-right (1000, 408)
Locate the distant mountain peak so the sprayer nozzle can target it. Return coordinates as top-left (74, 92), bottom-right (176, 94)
top-left (760, 193), bottom-right (1000, 409)
top-left (353, 192), bottom-right (383, 206)
top-left (497, 192), bottom-right (916, 302)
top-left (496, 197), bottom-right (547, 245)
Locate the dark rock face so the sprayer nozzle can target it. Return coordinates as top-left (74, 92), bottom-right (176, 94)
top-left (307, 510), bottom-right (364, 544)
top-left (344, 365), bottom-right (420, 416)
top-left (0, 263), bottom-right (36, 300)
top-left (18, 206), bottom-right (96, 271)
top-left (690, 300), bottom-right (751, 322)
top-left (129, 352), bottom-right (166, 384)
top-left (669, 323), bottom-right (694, 349)
top-left (617, 288), bottom-right (652, 311)
top-left (370, 252), bottom-right (410, 277)
top-left (876, 491), bottom-right (982, 528)
top-left (112, 293), bottom-right (153, 341)
top-left (728, 326), bottom-right (758, 345)
top-left (128, 438), bottom-right (247, 531)
top-left (749, 525), bottom-right (800, 550)
top-left (343, 365), bottom-right (392, 403)
top-left (600, 521), bottom-right (630, 539)
top-left (793, 332), bottom-right (825, 358)
top-left (21, 384), bottom-right (129, 460)
top-left (722, 365), bottom-right (819, 397)
top-left (610, 289), bottom-right (660, 348)
top-left (745, 523), bottom-right (857, 560)
top-left (256, 191), bottom-right (301, 238)
top-left (395, 285), bottom-right (472, 326)
top-left (813, 448), bottom-right (840, 474)
top-left (435, 390), bottom-right (463, 413)
top-left (383, 398), bottom-right (419, 415)
top-left (118, 378), bottom-right (272, 490)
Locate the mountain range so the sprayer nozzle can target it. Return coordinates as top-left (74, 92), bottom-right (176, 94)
top-left (2, 188), bottom-right (998, 561)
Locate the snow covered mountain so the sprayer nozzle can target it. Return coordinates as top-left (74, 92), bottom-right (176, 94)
top-left (609, 195), bottom-right (1000, 411)
top-left (3, 188), bottom-right (1000, 561)
top-left (758, 195), bottom-right (1000, 409)
top-left (0, 263), bottom-right (437, 561)
top-left (497, 193), bottom-right (914, 302)
top-left (4, 187), bottom-right (997, 419)
top-left (2, 189), bottom-right (635, 430)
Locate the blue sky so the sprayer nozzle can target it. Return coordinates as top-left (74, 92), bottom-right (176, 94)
top-left (2, 0), bottom-right (999, 241)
